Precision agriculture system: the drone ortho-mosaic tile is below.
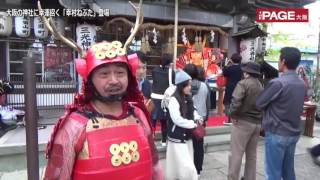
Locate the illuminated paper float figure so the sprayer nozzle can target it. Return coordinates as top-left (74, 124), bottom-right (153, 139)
top-left (176, 38), bottom-right (226, 116)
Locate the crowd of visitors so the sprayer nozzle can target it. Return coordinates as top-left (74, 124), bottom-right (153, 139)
top-left (2, 45), bottom-right (316, 179)
top-left (150, 46), bottom-right (315, 180)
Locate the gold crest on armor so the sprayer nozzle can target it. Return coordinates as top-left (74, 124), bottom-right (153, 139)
top-left (109, 140), bottom-right (140, 167)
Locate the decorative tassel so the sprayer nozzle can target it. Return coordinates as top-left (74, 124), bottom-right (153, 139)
top-left (198, 36), bottom-right (203, 52)
top-left (181, 28), bottom-right (188, 45)
top-left (170, 36), bottom-right (175, 54)
top-left (152, 28), bottom-right (158, 44)
top-left (140, 36), bottom-right (147, 54)
top-left (210, 30), bottom-right (215, 43)
top-left (202, 35), bottom-right (207, 49)
top-left (194, 36), bottom-right (201, 52)
top-left (145, 35), bottom-right (151, 53)
top-left (164, 37), bottom-right (169, 54)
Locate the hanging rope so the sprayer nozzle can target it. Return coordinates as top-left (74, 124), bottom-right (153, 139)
top-left (104, 17), bottom-right (228, 36)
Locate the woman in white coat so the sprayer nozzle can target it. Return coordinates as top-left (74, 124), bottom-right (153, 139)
top-left (165, 70), bottom-right (202, 180)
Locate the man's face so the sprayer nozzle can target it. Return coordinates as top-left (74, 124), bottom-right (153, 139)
top-left (278, 58), bottom-right (285, 72)
top-left (136, 60), bottom-right (146, 80)
top-left (243, 72), bottom-right (249, 79)
top-left (298, 67), bottom-right (304, 75)
top-left (91, 63), bottom-right (128, 98)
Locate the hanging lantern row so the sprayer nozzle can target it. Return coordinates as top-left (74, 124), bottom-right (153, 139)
top-left (0, 11), bottom-right (97, 52)
top-left (0, 11), bottom-right (67, 39)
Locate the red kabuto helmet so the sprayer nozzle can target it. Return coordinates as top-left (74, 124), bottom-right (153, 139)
top-left (75, 41), bottom-right (139, 81)
top-left (74, 41), bottom-right (141, 104)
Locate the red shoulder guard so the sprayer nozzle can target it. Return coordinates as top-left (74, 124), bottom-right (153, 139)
top-left (45, 105), bottom-right (87, 159)
top-left (129, 101), bottom-right (153, 132)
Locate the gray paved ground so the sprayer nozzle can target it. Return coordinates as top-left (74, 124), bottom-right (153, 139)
top-left (199, 143), bottom-right (320, 179)
top-left (158, 141), bottom-right (320, 180)
top-left (159, 126), bottom-right (320, 180)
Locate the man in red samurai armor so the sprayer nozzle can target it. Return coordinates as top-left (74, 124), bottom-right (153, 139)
top-left (39, 1), bottom-right (163, 179)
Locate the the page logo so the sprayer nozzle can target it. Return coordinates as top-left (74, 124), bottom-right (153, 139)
top-left (256, 8), bottom-right (308, 22)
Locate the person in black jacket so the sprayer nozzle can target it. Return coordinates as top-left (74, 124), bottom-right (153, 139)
top-left (222, 53), bottom-right (242, 124)
top-left (151, 54), bottom-right (175, 146)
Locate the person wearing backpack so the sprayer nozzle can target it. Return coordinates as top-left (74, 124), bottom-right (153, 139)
top-left (151, 54), bottom-right (175, 146)
top-left (165, 70), bottom-right (202, 180)
top-left (184, 64), bottom-right (210, 177)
